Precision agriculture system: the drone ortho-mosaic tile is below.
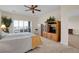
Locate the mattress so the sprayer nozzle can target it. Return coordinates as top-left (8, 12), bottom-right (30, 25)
top-left (0, 32), bottom-right (33, 53)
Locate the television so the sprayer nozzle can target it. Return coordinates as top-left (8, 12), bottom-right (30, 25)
top-left (49, 26), bottom-right (56, 33)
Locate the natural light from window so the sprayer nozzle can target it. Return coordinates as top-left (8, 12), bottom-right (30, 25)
top-left (13, 20), bottom-right (30, 33)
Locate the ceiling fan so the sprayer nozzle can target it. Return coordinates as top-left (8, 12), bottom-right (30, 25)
top-left (24, 5), bottom-right (41, 14)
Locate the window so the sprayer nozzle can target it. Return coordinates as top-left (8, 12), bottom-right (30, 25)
top-left (13, 20), bottom-right (31, 33)
top-left (19, 20), bottom-right (24, 32)
top-left (13, 20), bottom-right (19, 33)
top-left (24, 21), bottom-right (28, 32)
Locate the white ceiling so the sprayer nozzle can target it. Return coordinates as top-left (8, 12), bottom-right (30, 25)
top-left (0, 5), bottom-right (60, 17)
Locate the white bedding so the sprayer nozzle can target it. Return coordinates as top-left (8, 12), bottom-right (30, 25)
top-left (2, 32), bottom-right (33, 40)
top-left (0, 32), bottom-right (34, 53)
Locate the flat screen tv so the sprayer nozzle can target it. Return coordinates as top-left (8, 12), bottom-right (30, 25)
top-left (49, 26), bottom-right (56, 33)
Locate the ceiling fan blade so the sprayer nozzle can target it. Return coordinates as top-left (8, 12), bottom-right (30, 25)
top-left (24, 5), bottom-right (31, 8)
top-left (33, 5), bottom-right (38, 8)
top-left (31, 5), bottom-right (38, 8)
top-left (34, 9), bottom-right (41, 11)
top-left (32, 10), bottom-right (34, 13)
top-left (25, 9), bottom-right (30, 11)
top-left (24, 5), bottom-right (41, 14)
top-left (31, 5), bottom-right (34, 8)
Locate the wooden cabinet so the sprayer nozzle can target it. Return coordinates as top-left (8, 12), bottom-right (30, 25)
top-left (42, 21), bottom-right (61, 42)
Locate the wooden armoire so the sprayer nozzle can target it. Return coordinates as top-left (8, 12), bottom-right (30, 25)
top-left (42, 21), bottom-right (61, 42)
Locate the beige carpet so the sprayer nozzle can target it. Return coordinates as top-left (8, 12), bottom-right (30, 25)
top-left (69, 35), bottom-right (79, 49)
top-left (28, 37), bottom-right (79, 53)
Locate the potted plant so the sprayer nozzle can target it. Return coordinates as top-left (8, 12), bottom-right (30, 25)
top-left (1, 16), bottom-right (12, 33)
top-left (45, 16), bottom-right (56, 24)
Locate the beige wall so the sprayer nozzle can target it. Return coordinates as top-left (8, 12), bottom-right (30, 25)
top-left (61, 5), bottom-right (79, 45)
top-left (60, 6), bottom-right (69, 45)
top-left (68, 16), bottom-right (79, 34)
top-left (38, 8), bottom-right (61, 24)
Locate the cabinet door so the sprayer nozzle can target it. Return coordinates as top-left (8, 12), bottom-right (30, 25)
top-left (53, 35), bottom-right (58, 41)
top-left (51, 34), bottom-right (58, 41)
top-left (47, 33), bottom-right (52, 39)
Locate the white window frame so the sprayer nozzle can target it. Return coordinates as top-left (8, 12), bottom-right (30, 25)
top-left (13, 20), bottom-right (30, 33)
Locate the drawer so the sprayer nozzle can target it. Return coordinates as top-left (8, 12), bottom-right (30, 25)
top-left (47, 33), bottom-right (51, 39)
top-left (51, 34), bottom-right (58, 41)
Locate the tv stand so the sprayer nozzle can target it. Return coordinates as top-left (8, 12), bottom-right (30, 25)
top-left (43, 21), bottom-right (61, 42)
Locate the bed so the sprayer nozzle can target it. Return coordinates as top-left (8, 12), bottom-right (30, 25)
top-left (0, 32), bottom-right (42, 53)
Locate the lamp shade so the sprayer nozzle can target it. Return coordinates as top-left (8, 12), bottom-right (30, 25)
top-left (1, 24), bottom-right (6, 29)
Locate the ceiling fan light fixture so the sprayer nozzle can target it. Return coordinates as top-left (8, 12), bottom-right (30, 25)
top-left (24, 5), bottom-right (41, 14)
